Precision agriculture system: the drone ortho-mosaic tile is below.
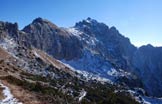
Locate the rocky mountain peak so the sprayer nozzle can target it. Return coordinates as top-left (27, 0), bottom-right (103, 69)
top-left (86, 17), bottom-right (97, 23)
top-left (32, 17), bottom-right (44, 23)
top-left (0, 21), bottom-right (18, 39)
top-left (21, 17), bottom-right (83, 60)
top-left (0, 21), bottom-right (18, 31)
top-left (142, 44), bottom-right (154, 48)
top-left (32, 17), bottom-right (53, 24)
top-left (75, 17), bottom-right (108, 29)
top-left (23, 17), bottom-right (59, 33)
top-left (109, 26), bottom-right (118, 33)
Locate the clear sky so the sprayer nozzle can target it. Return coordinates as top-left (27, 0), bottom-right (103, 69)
top-left (0, 0), bottom-right (162, 47)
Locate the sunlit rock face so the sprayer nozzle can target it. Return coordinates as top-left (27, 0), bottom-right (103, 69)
top-left (22, 17), bottom-right (83, 60)
top-left (64, 18), bottom-right (137, 75)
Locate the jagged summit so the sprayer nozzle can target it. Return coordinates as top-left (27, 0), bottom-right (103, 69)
top-left (22, 17), bottom-right (62, 35)
top-left (0, 21), bottom-right (19, 39)
top-left (32, 17), bottom-right (53, 24)
top-left (143, 44), bottom-right (154, 48)
top-left (29, 17), bottom-right (58, 29)
top-left (0, 21), bottom-right (18, 30)
top-left (109, 26), bottom-right (118, 32)
top-left (22, 17), bottom-right (83, 60)
top-left (85, 17), bottom-right (98, 23)
top-left (74, 17), bottom-right (108, 29)
top-left (32, 17), bottom-right (44, 23)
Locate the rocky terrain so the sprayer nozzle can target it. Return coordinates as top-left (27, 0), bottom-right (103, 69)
top-left (20, 17), bottom-right (162, 97)
top-left (0, 17), bottom-right (162, 104)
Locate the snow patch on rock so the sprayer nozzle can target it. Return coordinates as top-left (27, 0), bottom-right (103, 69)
top-left (143, 97), bottom-right (162, 104)
top-left (66, 27), bottom-right (82, 37)
top-left (78, 90), bottom-right (87, 102)
top-left (107, 68), bottom-right (131, 77)
top-left (0, 81), bottom-right (22, 104)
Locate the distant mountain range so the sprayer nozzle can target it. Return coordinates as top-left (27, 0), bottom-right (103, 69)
top-left (0, 17), bottom-right (162, 104)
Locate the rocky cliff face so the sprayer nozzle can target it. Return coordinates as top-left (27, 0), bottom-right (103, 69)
top-left (73, 18), bottom-right (137, 70)
top-left (60, 18), bottom-right (139, 86)
top-left (22, 17), bottom-right (83, 60)
top-left (22, 17), bottom-right (137, 71)
top-left (132, 44), bottom-right (162, 97)
top-left (0, 21), bottom-right (18, 39)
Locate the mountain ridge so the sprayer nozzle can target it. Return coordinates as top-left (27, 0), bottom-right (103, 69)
top-left (0, 17), bottom-right (162, 100)
top-left (21, 17), bottom-right (162, 97)
top-left (0, 19), bottom-right (141, 104)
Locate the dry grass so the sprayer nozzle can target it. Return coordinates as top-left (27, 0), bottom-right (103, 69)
top-left (0, 86), bottom-right (4, 100)
top-left (1, 80), bottom-right (42, 104)
top-left (0, 47), bottom-right (11, 59)
top-left (34, 49), bottom-right (76, 76)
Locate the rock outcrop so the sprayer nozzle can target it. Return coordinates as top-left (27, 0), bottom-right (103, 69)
top-left (22, 17), bottom-right (83, 60)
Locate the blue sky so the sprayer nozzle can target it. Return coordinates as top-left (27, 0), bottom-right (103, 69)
top-left (0, 0), bottom-right (162, 47)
